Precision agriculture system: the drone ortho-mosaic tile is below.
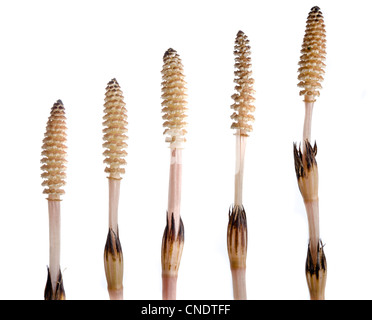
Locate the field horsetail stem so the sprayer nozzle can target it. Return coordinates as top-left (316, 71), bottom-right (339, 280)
top-left (161, 48), bottom-right (187, 300)
top-left (41, 99), bottom-right (67, 300)
top-left (227, 30), bottom-right (255, 300)
top-left (102, 78), bottom-right (128, 300)
top-left (294, 6), bottom-right (327, 300)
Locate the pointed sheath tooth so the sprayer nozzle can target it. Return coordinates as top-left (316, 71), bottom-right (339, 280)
top-left (44, 267), bottom-right (65, 300)
top-left (298, 6), bottom-right (326, 100)
top-left (161, 213), bottom-right (184, 278)
top-left (104, 228), bottom-right (124, 296)
top-left (227, 205), bottom-right (247, 269)
top-left (41, 100), bottom-right (67, 200)
top-left (293, 140), bottom-right (318, 202)
top-left (103, 78), bottom-right (128, 180)
top-left (230, 31), bottom-right (255, 137)
top-left (305, 240), bottom-right (327, 300)
top-left (161, 48), bottom-right (188, 148)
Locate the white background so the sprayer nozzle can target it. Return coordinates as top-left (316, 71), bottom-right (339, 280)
top-left (0, 0), bottom-right (371, 300)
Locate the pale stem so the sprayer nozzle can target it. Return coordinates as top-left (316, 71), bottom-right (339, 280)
top-left (162, 276), bottom-right (177, 300)
top-left (48, 199), bottom-right (61, 294)
top-left (108, 178), bottom-right (121, 234)
top-left (234, 132), bottom-right (247, 207)
top-left (168, 148), bottom-right (182, 232)
top-left (108, 289), bottom-right (123, 300)
top-left (303, 99), bottom-right (314, 144)
top-left (304, 199), bottom-right (320, 264)
top-left (107, 178), bottom-right (123, 300)
top-left (231, 268), bottom-right (247, 300)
